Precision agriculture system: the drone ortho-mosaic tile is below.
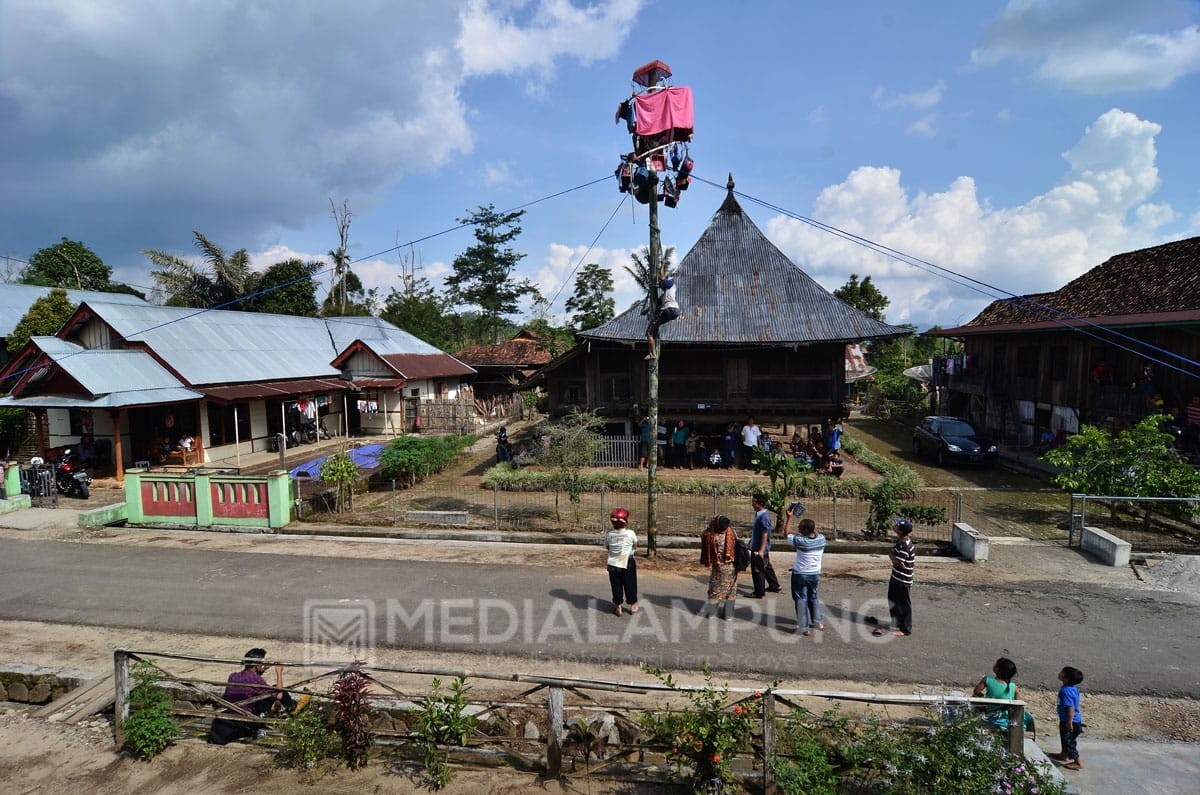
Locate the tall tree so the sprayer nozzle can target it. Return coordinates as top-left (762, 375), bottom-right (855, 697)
top-left (249, 259), bottom-right (321, 316)
top-left (381, 278), bottom-right (451, 348)
top-left (7, 289), bottom-right (76, 355)
top-left (446, 204), bottom-right (538, 344)
top-left (565, 262), bottom-right (615, 332)
top-left (22, 238), bottom-right (143, 296)
top-left (327, 199), bottom-right (353, 315)
top-left (833, 273), bottom-right (889, 321)
top-left (145, 232), bottom-right (259, 309)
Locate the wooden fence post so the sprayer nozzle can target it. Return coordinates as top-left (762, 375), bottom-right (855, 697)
top-left (762, 691), bottom-right (776, 792)
top-left (1006, 704), bottom-right (1025, 755)
top-left (113, 648), bottom-right (131, 744)
top-left (547, 686), bottom-right (564, 778)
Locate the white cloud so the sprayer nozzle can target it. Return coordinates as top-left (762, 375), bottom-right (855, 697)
top-left (808, 106), bottom-right (827, 125)
top-left (765, 109), bottom-right (1179, 328)
top-left (457, 0), bottom-right (644, 77)
top-left (996, 108), bottom-right (1012, 122)
top-left (874, 80), bottom-right (947, 110)
top-left (482, 161), bottom-right (515, 186)
top-left (973, 0), bottom-right (1200, 92)
top-left (0, 1), bottom-right (642, 264)
top-left (907, 114), bottom-right (939, 138)
top-left (537, 244), bottom-right (640, 321)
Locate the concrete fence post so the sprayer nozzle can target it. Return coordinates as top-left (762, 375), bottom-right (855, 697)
top-left (1006, 703), bottom-right (1025, 755)
top-left (762, 692), bottom-right (776, 791)
top-left (546, 686), bottom-right (564, 778)
top-left (266, 470), bottom-right (292, 528)
top-left (3, 461), bottom-right (20, 499)
top-left (113, 648), bottom-right (131, 744)
top-left (124, 469), bottom-right (145, 524)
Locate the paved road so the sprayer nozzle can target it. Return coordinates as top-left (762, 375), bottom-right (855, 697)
top-left (1, 538), bottom-right (1194, 697)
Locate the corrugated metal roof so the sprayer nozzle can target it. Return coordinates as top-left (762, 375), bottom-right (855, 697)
top-left (3, 336), bottom-right (203, 409)
top-left (0, 284), bottom-right (145, 338)
top-left (579, 191), bottom-right (909, 345)
top-left (201, 377), bottom-right (353, 403)
top-left (0, 388), bottom-right (201, 410)
top-left (84, 302), bottom-right (341, 386)
top-left (33, 336), bottom-right (194, 395)
top-left (325, 316), bottom-right (445, 356)
top-left (380, 353), bottom-right (475, 380)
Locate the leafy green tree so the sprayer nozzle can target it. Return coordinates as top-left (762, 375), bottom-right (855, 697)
top-left (565, 262), bottom-right (615, 332)
top-left (21, 238), bottom-right (112, 291)
top-left (145, 232), bottom-right (260, 309)
top-left (446, 204), bottom-right (538, 344)
top-left (249, 258), bottom-right (321, 316)
top-left (7, 289), bottom-right (76, 355)
top-left (380, 276), bottom-right (452, 349)
top-left (321, 270), bottom-right (377, 316)
top-left (833, 273), bottom-right (889, 321)
top-left (22, 238), bottom-right (143, 296)
top-left (1041, 415), bottom-right (1200, 524)
top-left (523, 318), bottom-right (575, 358)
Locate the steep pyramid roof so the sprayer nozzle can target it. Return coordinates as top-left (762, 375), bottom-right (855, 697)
top-left (579, 184), bottom-right (908, 345)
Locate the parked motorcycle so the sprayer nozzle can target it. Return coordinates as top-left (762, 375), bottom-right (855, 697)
top-left (54, 448), bottom-right (92, 499)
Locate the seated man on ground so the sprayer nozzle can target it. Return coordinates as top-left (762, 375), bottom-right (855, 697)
top-left (208, 648), bottom-right (298, 744)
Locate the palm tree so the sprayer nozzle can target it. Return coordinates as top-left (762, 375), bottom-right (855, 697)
top-left (145, 232), bottom-right (261, 309)
top-left (624, 245), bottom-right (675, 314)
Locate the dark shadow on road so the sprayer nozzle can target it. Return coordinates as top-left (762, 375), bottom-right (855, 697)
top-left (549, 588), bottom-right (605, 612)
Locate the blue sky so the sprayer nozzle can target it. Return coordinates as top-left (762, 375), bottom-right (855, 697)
top-left (2, 0), bottom-right (1199, 331)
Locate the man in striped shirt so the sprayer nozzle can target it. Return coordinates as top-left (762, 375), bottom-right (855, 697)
top-left (886, 519), bottom-right (916, 637)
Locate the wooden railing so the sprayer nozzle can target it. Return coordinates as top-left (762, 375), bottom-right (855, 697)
top-left (113, 649), bottom-right (1029, 789)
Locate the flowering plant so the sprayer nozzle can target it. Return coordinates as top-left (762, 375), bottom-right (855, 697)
top-left (638, 663), bottom-right (763, 790)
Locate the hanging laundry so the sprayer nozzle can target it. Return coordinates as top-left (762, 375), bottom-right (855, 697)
top-left (633, 86), bottom-right (694, 140)
top-left (614, 160), bottom-right (632, 193)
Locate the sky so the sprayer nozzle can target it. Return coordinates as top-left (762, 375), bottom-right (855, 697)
top-left (1, 0), bottom-right (1199, 332)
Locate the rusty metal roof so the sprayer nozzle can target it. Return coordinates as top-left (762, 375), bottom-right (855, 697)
top-left (943, 235), bottom-right (1200, 335)
top-left (579, 190), bottom-right (909, 345)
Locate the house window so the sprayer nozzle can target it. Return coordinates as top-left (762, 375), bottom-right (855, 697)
top-left (207, 402), bottom-right (251, 447)
top-left (564, 384), bottom-right (583, 404)
top-left (1015, 346), bottom-right (1039, 379)
top-left (409, 388), bottom-right (420, 398)
top-left (607, 376), bottom-right (631, 401)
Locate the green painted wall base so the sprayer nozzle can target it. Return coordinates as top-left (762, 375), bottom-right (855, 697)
top-left (78, 502), bottom-right (129, 528)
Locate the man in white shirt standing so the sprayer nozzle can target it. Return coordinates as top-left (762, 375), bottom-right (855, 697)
top-left (739, 416), bottom-right (762, 470)
top-left (783, 504), bottom-right (826, 636)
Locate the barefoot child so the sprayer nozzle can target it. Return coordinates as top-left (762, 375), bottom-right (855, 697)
top-left (1048, 666), bottom-right (1084, 770)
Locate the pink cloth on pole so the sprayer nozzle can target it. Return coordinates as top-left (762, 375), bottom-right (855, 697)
top-left (634, 87), bottom-right (694, 138)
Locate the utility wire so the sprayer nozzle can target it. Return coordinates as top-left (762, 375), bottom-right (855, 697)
top-left (693, 174), bottom-right (1200, 382)
top-left (0, 175), bottom-right (613, 387)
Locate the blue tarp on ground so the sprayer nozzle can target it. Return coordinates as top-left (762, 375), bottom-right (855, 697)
top-left (290, 444), bottom-right (385, 480)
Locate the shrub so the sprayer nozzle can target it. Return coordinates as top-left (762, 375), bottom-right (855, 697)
top-left (331, 662), bottom-right (374, 770)
top-left (412, 676), bottom-right (476, 791)
top-left (379, 435), bottom-right (474, 487)
top-left (122, 660), bottom-right (179, 760)
top-left (320, 452), bottom-right (358, 513)
top-left (278, 701), bottom-right (338, 773)
top-left (638, 664), bottom-right (762, 791)
top-left (770, 708), bottom-right (849, 795)
top-left (843, 713), bottom-right (1066, 794)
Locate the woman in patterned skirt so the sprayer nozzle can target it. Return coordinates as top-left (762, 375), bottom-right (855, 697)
top-left (699, 515), bottom-right (738, 619)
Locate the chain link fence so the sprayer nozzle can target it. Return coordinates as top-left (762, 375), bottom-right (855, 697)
top-left (1068, 494), bottom-right (1200, 553)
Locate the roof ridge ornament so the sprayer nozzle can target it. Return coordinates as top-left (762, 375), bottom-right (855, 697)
top-left (726, 173), bottom-right (735, 192)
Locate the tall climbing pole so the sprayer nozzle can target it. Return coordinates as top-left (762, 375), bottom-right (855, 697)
top-left (613, 60), bottom-right (695, 556)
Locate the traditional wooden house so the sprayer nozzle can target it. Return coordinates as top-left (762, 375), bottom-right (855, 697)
top-left (526, 180), bottom-right (908, 435)
top-left (455, 328), bottom-right (553, 400)
top-left (934, 235), bottom-right (1200, 445)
